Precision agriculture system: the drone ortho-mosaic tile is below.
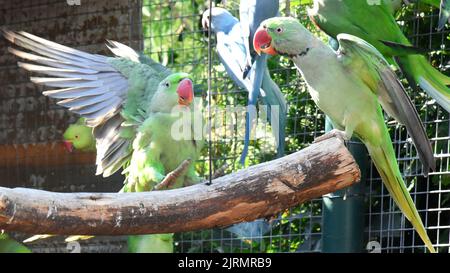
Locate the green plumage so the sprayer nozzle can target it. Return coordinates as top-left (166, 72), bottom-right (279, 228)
top-left (63, 118), bottom-right (96, 151)
top-left (128, 233), bottom-right (174, 253)
top-left (4, 30), bottom-right (203, 253)
top-left (119, 72), bottom-right (203, 253)
top-left (0, 234), bottom-right (31, 253)
top-left (259, 17), bottom-right (436, 252)
top-left (309, 0), bottom-right (450, 112)
top-left (64, 72), bottom-right (202, 253)
top-left (64, 73), bottom-right (203, 252)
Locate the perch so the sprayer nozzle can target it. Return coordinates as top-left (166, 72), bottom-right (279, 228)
top-left (0, 135), bottom-right (360, 235)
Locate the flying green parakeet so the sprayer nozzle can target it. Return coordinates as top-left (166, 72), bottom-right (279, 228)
top-left (254, 17), bottom-right (436, 252)
top-left (0, 233), bottom-right (31, 253)
top-left (307, 0), bottom-right (450, 113)
top-left (3, 30), bottom-right (204, 253)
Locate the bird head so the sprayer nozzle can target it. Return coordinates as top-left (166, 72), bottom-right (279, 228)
top-left (253, 17), bottom-right (308, 57)
top-left (201, 7), bottom-right (237, 33)
top-left (150, 72), bottom-right (195, 113)
top-left (63, 118), bottom-right (95, 152)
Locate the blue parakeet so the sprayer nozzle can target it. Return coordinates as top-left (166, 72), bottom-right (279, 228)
top-left (202, 2), bottom-right (287, 165)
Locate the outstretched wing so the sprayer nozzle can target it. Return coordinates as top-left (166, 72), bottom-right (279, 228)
top-left (3, 30), bottom-right (170, 177)
top-left (337, 33), bottom-right (435, 174)
top-left (3, 31), bottom-right (125, 122)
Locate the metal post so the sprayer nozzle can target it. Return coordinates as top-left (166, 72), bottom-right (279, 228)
top-left (322, 117), bottom-right (367, 252)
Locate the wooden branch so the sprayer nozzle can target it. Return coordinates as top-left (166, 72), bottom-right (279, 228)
top-left (0, 135), bottom-right (360, 236)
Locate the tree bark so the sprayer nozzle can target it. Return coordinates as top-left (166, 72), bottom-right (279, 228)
top-left (0, 135), bottom-right (360, 235)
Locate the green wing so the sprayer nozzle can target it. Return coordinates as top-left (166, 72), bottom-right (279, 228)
top-left (4, 30), bottom-right (171, 177)
top-left (336, 33), bottom-right (436, 252)
top-left (336, 34), bottom-right (435, 174)
top-left (309, 0), bottom-right (412, 57)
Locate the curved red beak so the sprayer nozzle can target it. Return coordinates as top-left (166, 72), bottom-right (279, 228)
top-left (177, 78), bottom-right (194, 106)
top-left (63, 140), bottom-right (74, 153)
top-left (253, 27), bottom-right (277, 56)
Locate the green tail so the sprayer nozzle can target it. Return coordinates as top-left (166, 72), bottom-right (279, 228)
top-left (0, 234), bottom-right (31, 253)
top-left (396, 55), bottom-right (450, 112)
top-left (128, 234), bottom-right (174, 253)
top-left (364, 129), bottom-right (436, 253)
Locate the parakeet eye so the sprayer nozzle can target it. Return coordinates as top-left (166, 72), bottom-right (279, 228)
top-left (164, 82), bottom-right (170, 88)
top-left (75, 135), bottom-right (79, 139)
top-left (276, 27), bottom-right (283, 33)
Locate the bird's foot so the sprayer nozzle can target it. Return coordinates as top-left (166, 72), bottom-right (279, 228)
top-left (313, 129), bottom-right (349, 144)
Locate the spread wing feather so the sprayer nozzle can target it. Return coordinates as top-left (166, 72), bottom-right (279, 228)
top-left (3, 30), bottom-right (170, 178)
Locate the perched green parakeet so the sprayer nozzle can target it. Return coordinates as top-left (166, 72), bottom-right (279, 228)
top-left (254, 17), bottom-right (436, 252)
top-left (0, 233), bottom-right (31, 253)
top-left (308, 0), bottom-right (450, 113)
top-left (63, 118), bottom-right (96, 152)
top-left (4, 30), bottom-right (204, 253)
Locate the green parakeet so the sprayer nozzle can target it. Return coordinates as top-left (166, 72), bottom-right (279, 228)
top-left (308, 0), bottom-right (450, 113)
top-left (63, 118), bottom-right (96, 152)
top-left (3, 30), bottom-right (204, 253)
top-left (0, 233), bottom-right (31, 253)
top-left (254, 17), bottom-right (436, 252)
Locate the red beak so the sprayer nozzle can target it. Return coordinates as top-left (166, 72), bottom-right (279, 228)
top-left (177, 78), bottom-right (194, 106)
top-left (63, 140), bottom-right (74, 153)
top-left (253, 27), bottom-right (277, 56)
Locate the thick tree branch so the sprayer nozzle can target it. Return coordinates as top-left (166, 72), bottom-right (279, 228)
top-left (0, 135), bottom-right (360, 236)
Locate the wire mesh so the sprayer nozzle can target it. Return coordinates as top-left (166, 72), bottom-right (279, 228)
top-left (365, 3), bottom-right (450, 253)
top-left (0, 0), bottom-right (448, 253)
top-left (139, 0), bottom-right (326, 253)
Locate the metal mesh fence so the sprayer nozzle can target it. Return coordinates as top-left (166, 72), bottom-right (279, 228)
top-left (140, 0), bottom-right (450, 253)
top-left (0, 0), bottom-right (448, 253)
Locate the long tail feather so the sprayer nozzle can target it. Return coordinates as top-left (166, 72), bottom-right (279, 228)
top-left (396, 55), bottom-right (450, 112)
top-left (261, 68), bottom-right (287, 158)
top-left (240, 55), bottom-right (266, 165)
top-left (363, 129), bottom-right (436, 253)
top-left (240, 55), bottom-right (287, 164)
